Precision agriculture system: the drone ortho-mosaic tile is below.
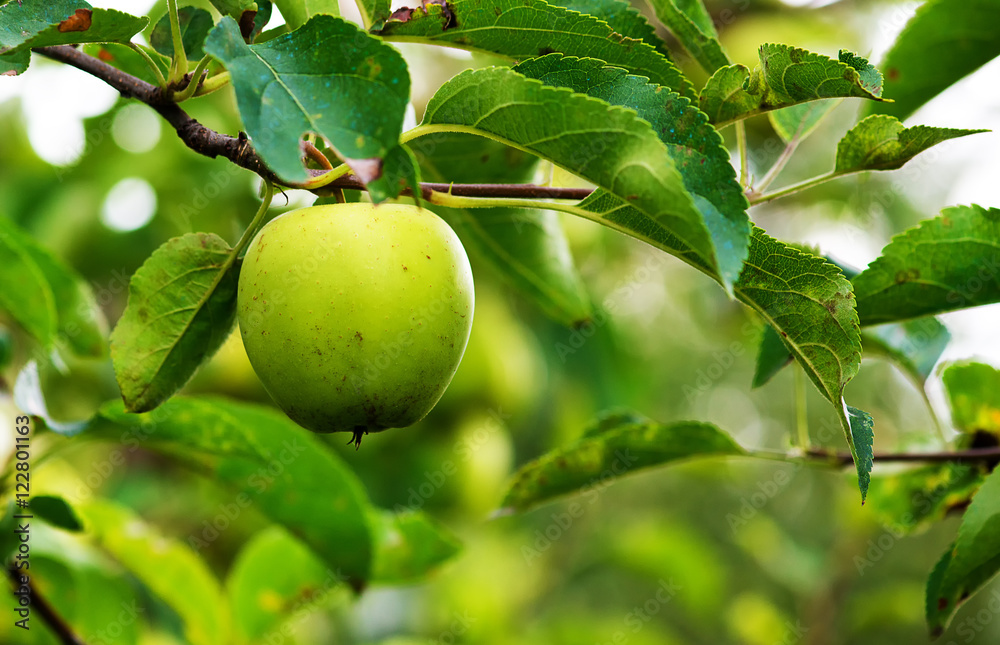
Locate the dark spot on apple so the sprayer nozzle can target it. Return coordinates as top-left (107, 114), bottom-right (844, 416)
top-left (887, 68), bottom-right (899, 81)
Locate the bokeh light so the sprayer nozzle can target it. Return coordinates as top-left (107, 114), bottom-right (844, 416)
top-left (101, 177), bottom-right (158, 232)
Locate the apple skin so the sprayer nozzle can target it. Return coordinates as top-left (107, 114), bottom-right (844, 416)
top-left (237, 202), bottom-right (474, 444)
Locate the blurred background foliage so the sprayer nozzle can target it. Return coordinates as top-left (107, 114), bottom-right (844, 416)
top-left (1, 0), bottom-right (1000, 643)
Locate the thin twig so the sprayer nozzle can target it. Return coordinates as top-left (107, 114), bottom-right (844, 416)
top-left (803, 446), bottom-right (1000, 467)
top-left (753, 139), bottom-right (799, 194)
top-left (735, 121), bottom-right (749, 188)
top-left (748, 171), bottom-right (839, 205)
top-left (7, 566), bottom-right (87, 645)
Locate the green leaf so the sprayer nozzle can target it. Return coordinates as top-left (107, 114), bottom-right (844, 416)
top-left (841, 404), bottom-right (874, 503)
top-left (867, 463), bottom-right (985, 536)
top-left (77, 498), bottom-right (230, 645)
top-left (411, 132), bottom-right (592, 327)
top-left (768, 99), bottom-right (840, 144)
top-left (90, 396), bottom-right (268, 461)
top-left (739, 232), bottom-right (868, 498)
top-left (365, 143), bottom-right (422, 204)
top-left (376, 0), bottom-right (694, 99)
top-left (513, 54), bottom-right (750, 293)
top-left (10, 224), bottom-right (107, 357)
top-left (863, 0), bottom-right (1000, 122)
top-left (370, 510), bottom-right (462, 583)
top-left (852, 205), bottom-right (1000, 325)
top-left (0, 219), bottom-right (57, 346)
top-left (150, 6), bottom-right (213, 60)
top-left (0, 49), bottom-right (28, 75)
top-left (355, 0), bottom-right (391, 29)
top-left (942, 362), bottom-right (1000, 434)
top-left (737, 228), bottom-right (861, 405)
top-left (421, 66), bottom-right (731, 295)
top-left (0, 216), bottom-right (106, 355)
top-left (273, 0), bottom-right (340, 30)
top-left (553, 0), bottom-right (665, 51)
top-left (89, 396), bottom-right (375, 587)
top-left (500, 419), bottom-right (745, 512)
top-left (31, 495), bottom-right (83, 532)
top-left (0, 0), bottom-right (148, 64)
top-left (862, 317), bottom-right (950, 386)
top-left (737, 244), bottom-right (860, 400)
top-left (411, 131), bottom-right (539, 184)
top-left (20, 252), bottom-right (106, 358)
top-left (110, 233), bottom-right (239, 413)
top-left (204, 15), bottom-right (414, 194)
top-left (644, 0), bottom-right (729, 73)
top-left (699, 45), bottom-right (886, 127)
top-left (751, 324), bottom-right (793, 388)
top-left (663, 0), bottom-right (716, 36)
top-left (227, 526), bottom-right (340, 643)
top-left (835, 115), bottom-right (986, 174)
top-left (925, 466), bottom-right (1000, 636)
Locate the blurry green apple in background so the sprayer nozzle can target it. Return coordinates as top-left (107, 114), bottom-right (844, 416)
top-left (237, 203), bottom-right (474, 445)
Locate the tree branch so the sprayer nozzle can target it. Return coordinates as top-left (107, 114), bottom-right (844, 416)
top-left (805, 446), bottom-right (1000, 467)
top-left (35, 45), bottom-right (279, 182)
top-left (7, 565), bottom-right (88, 645)
top-left (33, 45), bottom-right (595, 202)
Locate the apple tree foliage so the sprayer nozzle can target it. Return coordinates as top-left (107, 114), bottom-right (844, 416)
top-left (1, 0), bottom-right (1000, 641)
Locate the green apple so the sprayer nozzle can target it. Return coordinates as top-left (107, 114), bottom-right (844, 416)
top-left (237, 202), bottom-right (474, 445)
